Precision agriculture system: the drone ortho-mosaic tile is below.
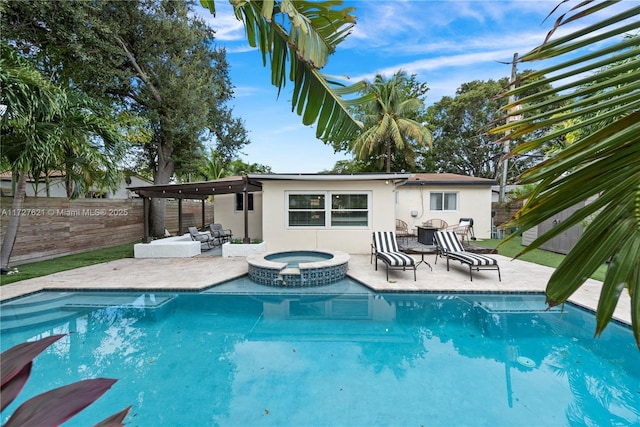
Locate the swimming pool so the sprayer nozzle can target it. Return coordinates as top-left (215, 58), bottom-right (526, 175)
top-left (1, 277), bottom-right (638, 426)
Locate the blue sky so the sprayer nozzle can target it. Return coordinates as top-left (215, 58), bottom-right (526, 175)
top-left (193, 1), bottom-right (620, 173)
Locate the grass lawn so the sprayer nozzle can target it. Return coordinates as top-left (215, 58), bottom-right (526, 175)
top-left (475, 236), bottom-right (606, 282)
top-left (0, 242), bottom-right (136, 286)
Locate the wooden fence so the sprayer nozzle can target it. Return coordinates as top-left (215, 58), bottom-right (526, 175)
top-left (0, 197), bottom-right (214, 265)
top-left (492, 200), bottom-right (523, 232)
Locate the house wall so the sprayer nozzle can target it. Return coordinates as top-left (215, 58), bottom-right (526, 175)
top-left (108, 175), bottom-right (152, 199)
top-left (1, 174), bottom-right (152, 199)
top-left (211, 192), bottom-right (263, 241)
top-left (0, 178), bottom-right (67, 198)
top-left (260, 180), bottom-right (396, 254)
top-left (396, 185), bottom-right (493, 239)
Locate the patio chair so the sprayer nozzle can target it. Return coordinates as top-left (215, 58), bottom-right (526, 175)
top-left (188, 226), bottom-right (219, 250)
top-left (395, 219), bottom-right (414, 245)
top-left (434, 231), bottom-right (500, 281)
top-left (371, 231), bottom-right (416, 281)
top-left (447, 219), bottom-right (472, 243)
top-left (209, 223), bottom-right (233, 243)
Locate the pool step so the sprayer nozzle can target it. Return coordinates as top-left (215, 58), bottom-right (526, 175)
top-left (1, 310), bottom-right (85, 333)
top-left (1, 293), bottom-right (175, 333)
top-left (273, 267), bottom-right (301, 286)
top-left (1, 294), bottom-right (73, 322)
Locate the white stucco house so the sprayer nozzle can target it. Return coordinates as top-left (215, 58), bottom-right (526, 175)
top-left (247, 173), bottom-right (409, 254)
top-left (395, 173), bottom-right (496, 240)
top-left (209, 172), bottom-right (495, 254)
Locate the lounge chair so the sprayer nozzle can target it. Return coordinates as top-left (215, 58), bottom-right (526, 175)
top-left (434, 231), bottom-right (500, 281)
top-left (371, 231), bottom-right (417, 281)
top-left (188, 226), bottom-right (219, 250)
top-left (209, 223), bottom-right (232, 243)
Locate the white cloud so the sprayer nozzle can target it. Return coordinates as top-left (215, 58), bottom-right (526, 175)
top-left (193, 3), bottom-right (245, 42)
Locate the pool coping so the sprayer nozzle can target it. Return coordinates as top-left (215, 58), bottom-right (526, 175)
top-left (0, 253), bottom-right (632, 326)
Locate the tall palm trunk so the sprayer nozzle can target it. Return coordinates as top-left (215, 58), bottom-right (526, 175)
top-left (386, 139), bottom-right (392, 173)
top-left (1, 172), bottom-right (27, 273)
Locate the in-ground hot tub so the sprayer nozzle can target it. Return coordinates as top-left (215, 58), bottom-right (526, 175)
top-left (247, 249), bottom-right (349, 287)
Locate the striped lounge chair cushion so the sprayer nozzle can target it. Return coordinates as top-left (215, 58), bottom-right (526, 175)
top-left (373, 231), bottom-right (401, 253)
top-left (377, 251), bottom-right (415, 266)
top-left (447, 251), bottom-right (497, 266)
top-left (435, 230), bottom-right (465, 252)
top-left (435, 230), bottom-right (498, 266)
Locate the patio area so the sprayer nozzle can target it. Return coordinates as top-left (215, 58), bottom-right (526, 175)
top-left (0, 251), bottom-right (631, 326)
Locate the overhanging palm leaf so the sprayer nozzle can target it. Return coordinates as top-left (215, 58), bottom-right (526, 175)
top-left (492, 2), bottom-right (640, 346)
top-left (200, 0), bottom-right (372, 144)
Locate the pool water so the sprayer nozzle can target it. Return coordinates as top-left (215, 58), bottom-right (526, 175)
top-left (264, 250), bottom-right (333, 267)
top-left (1, 278), bottom-right (638, 426)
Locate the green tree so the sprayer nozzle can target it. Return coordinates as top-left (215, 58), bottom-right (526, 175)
top-left (425, 79), bottom-right (525, 178)
top-left (349, 71), bottom-right (432, 173)
top-left (3, 0), bottom-right (249, 236)
top-left (492, 2), bottom-right (640, 346)
top-left (0, 44), bottom-right (121, 272)
top-left (226, 158), bottom-right (271, 175)
top-left (48, 91), bottom-right (124, 198)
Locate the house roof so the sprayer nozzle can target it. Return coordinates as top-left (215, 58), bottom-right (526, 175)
top-left (401, 173), bottom-right (497, 187)
top-left (127, 173), bottom-right (412, 200)
top-left (0, 170), bottom-right (66, 181)
top-left (247, 173), bottom-right (411, 183)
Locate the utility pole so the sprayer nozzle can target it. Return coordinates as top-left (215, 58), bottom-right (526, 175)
top-left (500, 53), bottom-right (519, 203)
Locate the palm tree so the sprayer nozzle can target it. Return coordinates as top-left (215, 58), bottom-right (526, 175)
top-left (199, 0), bottom-right (374, 145)
top-left (197, 148), bottom-right (227, 181)
top-left (51, 91), bottom-right (124, 198)
top-left (492, 2), bottom-right (640, 346)
top-left (351, 71), bottom-right (432, 173)
top-left (0, 43), bottom-right (122, 272)
top-left (1, 43), bottom-right (61, 273)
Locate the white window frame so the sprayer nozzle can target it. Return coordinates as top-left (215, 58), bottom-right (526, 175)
top-left (430, 191), bottom-right (458, 212)
top-left (286, 191), bottom-right (371, 229)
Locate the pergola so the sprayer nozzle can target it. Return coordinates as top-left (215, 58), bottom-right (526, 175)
top-left (127, 175), bottom-right (262, 243)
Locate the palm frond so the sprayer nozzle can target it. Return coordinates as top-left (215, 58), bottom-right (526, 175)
top-left (491, 1), bottom-right (640, 346)
top-left (224, 0), bottom-right (370, 144)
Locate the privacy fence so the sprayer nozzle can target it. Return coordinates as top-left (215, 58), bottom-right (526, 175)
top-left (0, 197), bottom-right (214, 265)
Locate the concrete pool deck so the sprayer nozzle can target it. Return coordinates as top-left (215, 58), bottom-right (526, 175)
top-left (0, 253), bottom-right (631, 326)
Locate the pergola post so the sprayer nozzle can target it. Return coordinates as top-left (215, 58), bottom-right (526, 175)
top-left (243, 176), bottom-right (250, 243)
top-left (143, 197), bottom-right (150, 243)
top-left (178, 199), bottom-right (183, 235)
top-left (201, 199), bottom-right (206, 228)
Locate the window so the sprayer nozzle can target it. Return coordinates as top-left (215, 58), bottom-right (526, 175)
top-left (430, 192), bottom-right (457, 211)
top-left (287, 192), bottom-right (370, 228)
top-left (235, 193), bottom-right (254, 211)
top-left (288, 194), bottom-right (325, 226)
top-left (331, 194), bottom-right (368, 226)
